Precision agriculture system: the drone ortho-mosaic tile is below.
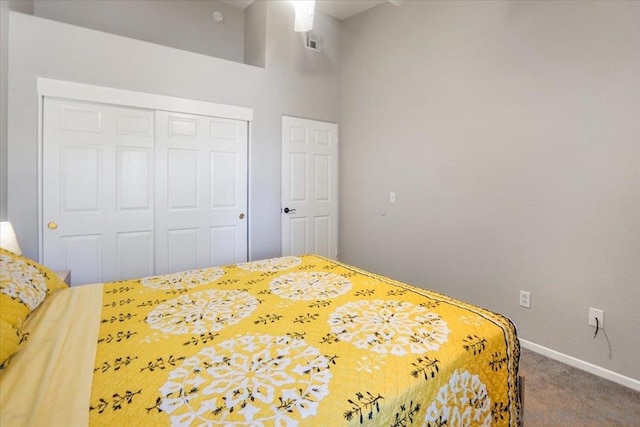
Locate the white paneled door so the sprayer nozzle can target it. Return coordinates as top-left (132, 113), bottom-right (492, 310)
top-left (155, 111), bottom-right (248, 274)
top-left (281, 116), bottom-right (338, 259)
top-left (42, 98), bottom-right (155, 284)
top-left (42, 98), bottom-right (248, 285)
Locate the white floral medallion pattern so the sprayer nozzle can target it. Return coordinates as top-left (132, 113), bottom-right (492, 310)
top-left (459, 314), bottom-right (485, 327)
top-left (0, 254), bottom-right (48, 310)
top-left (423, 370), bottom-right (492, 426)
top-left (329, 300), bottom-right (450, 356)
top-left (270, 272), bottom-right (352, 300)
top-left (146, 289), bottom-right (258, 335)
top-left (140, 267), bottom-right (225, 291)
top-left (237, 256), bottom-right (302, 273)
top-left (158, 334), bottom-right (333, 426)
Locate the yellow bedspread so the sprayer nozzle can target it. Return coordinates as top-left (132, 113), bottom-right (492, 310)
top-left (1, 255), bottom-right (520, 426)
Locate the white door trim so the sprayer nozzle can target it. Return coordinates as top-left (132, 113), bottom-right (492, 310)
top-left (37, 78), bottom-right (252, 121)
top-left (37, 78), bottom-right (252, 261)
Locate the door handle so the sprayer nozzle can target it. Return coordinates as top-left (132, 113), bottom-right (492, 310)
top-left (47, 221), bottom-right (58, 230)
top-left (283, 207), bottom-right (297, 214)
top-left (239, 213), bottom-right (245, 219)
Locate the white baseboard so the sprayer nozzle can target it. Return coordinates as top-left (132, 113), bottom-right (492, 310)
top-left (519, 339), bottom-right (640, 392)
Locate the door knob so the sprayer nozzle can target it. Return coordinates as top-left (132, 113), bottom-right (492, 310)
top-left (239, 213), bottom-right (245, 219)
top-left (283, 207), bottom-right (296, 214)
top-left (47, 221), bottom-right (58, 230)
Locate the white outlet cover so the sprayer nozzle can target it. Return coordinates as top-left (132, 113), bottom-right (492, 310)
top-left (588, 308), bottom-right (604, 327)
top-left (519, 290), bottom-right (530, 308)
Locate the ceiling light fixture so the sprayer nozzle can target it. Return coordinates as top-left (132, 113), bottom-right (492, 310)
top-left (293, 0), bottom-right (315, 32)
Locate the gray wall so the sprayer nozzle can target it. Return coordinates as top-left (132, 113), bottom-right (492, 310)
top-left (340, 1), bottom-right (639, 380)
top-left (244, 1), bottom-right (269, 67)
top-left (33, 0), bottom-right (245, 63)
top-left (244, 0), bottom-right (266, 68)
top-left (8, 0), bottom-right (340, 261)
top-left (3, 2), bottom-right (35, 221)
top-left (7, 0), bottom-right (32, 14)
top-left (0, 0), bottom-right (8, 220)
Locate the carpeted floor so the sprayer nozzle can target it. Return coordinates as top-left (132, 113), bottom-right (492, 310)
top-left (519, 347), bottom-right (640, 426)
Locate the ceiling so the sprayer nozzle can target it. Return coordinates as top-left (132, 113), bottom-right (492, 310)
top-left (315, 1), bottom-right (387, 20)
top-left (220, 0), bottom-right (389, 21)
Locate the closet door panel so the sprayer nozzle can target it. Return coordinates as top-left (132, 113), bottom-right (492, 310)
top-left (42, 98), bottom-right (155, 285)
top-left (155, 111), bottom-right (247, 275)
top-left (61, 145), bottom-right (102, 212)
top-left (208, 118), bottom-right (248, 265)
top-left (117, 147), bottom-right (153, 211)
top-left (210, 151), bottom-right (237, 208)
top-left (167, 228), bottom-right (199, 272)
top-left (167, 149), bottom-right (199, 209)
top-left (210, 226), bottom-right (237, 266)
top-left (116, 231), bottom-right (154, 279)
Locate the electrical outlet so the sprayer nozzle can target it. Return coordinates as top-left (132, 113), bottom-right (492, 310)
top-left (389, 192), bottom-right (396, 203)
top-left (588, 308), bottom-right (604, 328)
top-left (519, 290), bottom-right (531, 308)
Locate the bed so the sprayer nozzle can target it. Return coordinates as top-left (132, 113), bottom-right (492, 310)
top-left (0, 248), bottom-right (521, 426)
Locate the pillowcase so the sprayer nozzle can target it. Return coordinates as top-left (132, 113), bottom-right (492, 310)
top-left (0, 247), bottom-right (67, 330)
top-left (0, 318), bottom-right (22, 367)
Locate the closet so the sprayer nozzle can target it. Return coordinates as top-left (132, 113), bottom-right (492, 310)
top-left (40, 89), bottom-right (249, 286)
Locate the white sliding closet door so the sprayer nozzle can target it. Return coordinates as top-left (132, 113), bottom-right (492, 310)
top-left (155, 111), bottom-right (248, 274)
top-left (42, 98), bottom-right (248, 285)
top-left (42, 98), bottom-right (155, 285)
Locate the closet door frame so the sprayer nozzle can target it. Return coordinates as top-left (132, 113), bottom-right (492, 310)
top-left (36, 78), bottom-right (253, 265)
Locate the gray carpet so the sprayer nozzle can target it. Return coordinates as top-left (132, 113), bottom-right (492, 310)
top-left (519, 348), bottom-right (640, 426)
